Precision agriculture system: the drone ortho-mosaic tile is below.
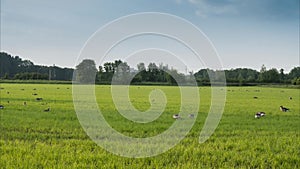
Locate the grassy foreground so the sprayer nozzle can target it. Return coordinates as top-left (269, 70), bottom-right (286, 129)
top-left (0, 83), bottom-right (299, 168)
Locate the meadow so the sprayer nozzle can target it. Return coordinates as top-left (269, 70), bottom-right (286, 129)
top-left (0, 83), bottom-right (299, 168)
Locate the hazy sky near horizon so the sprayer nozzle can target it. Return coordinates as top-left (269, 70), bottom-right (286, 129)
top-left (1, 0), bottom-right (299, 72)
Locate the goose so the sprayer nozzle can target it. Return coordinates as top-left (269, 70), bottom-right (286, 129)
top-left (44, 108), bottom-right (50, 112)
top-left (172, 114), bottom-right (180, 119)
top-left (280, 106), bottom-right (289, 112)
top-left (0, 105), bottom-right (4, 109)
top-left (255, 112), bottom-right (265, 118)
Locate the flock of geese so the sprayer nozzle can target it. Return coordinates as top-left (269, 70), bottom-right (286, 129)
top-left (0, 88), bottom-right (294, 120)
top-left (0, 88), bottom-right (51, 112)
top-left (172, 113), bottom-right (195, 119)
top-left (254, 105), bottom-right (290, 119)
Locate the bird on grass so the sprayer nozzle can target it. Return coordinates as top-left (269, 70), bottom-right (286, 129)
top-left (173, 114), bottom-right (180, 119)
top-left (280, 106), bottom-right (289, 112)
top-left (255, 112), bottom-right (265, 119)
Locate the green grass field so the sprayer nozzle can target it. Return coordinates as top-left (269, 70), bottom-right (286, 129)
top-left (0, 83), bottom-right (299, 168)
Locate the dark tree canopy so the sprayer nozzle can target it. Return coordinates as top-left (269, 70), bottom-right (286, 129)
top-left (0, 52), bottom-right (73, 80)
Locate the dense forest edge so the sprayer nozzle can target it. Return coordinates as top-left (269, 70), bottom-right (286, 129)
top-left (1, 52), bottom-right (299, 86)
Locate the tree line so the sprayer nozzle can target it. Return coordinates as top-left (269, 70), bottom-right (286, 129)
top-left (75, 59), bottom-right (186, 85)
top-left (0, 52), bottom-right (73, 81)
top-left (1, 52), bottom-right (299, 85)
top-left (75, 59), bottom-right (300, 85)
top-left (195, 66), bottom-right (300, 85)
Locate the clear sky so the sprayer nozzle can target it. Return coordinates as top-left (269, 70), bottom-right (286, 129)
top-left (1, 0), bottom-right (299, 73)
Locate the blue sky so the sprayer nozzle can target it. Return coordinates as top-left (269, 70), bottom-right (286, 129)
top-left (1, 0), bottom-right (299, 72)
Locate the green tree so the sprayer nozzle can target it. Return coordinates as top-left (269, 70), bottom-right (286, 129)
top-left (288, 67), bottom-right (300, 79)
top-left (258, 64), bottom-right (267, 82)
top-left (288, 67), bottom-right (300, 85)
top-left (264, 68), bottom-right (280, 83)
top-left (148, 63), bottom-right (159, 82)
top-left (238, 73), bottom-right (244, 85)
top-left (75, 59), bottom-right (97, 84)
top-left (113, 62), bottom-right (131, 84)
top-left (97, 66), bottom-right (104, 82)
top-left (137, 62), bottom-right (147, 81)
